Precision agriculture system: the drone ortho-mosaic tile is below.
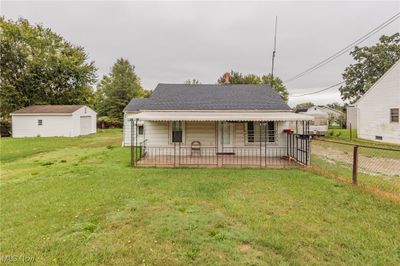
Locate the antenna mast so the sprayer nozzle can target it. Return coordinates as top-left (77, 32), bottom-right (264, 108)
top-left (271, 16), bottom-right (278, 86)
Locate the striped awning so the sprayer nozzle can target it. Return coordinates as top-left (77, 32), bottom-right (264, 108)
top-left (131, 111), bottom-right (313, 121)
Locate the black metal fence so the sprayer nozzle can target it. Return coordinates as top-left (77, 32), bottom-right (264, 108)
top-left (130, 135), bottom-right (310, 168)
top-left (286, 133), bottom-right (311, 166)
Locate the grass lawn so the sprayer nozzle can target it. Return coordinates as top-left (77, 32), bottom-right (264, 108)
top-left (325, 129), bottom-right (400, 150)
top-left (1, 130), bottom-right (400, 265)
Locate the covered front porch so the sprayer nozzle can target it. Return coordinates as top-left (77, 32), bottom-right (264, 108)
top-left (126, 111), bottom-right (312, 168)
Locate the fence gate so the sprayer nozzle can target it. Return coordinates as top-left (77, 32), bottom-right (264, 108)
top-left (287, 133), bottom-right (311, 166)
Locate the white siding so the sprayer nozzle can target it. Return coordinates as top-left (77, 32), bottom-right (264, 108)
top-left (356, 61), bottom-right (400, 144)
top-left (123, 115), bottom-right (287, 148)
top-left (124, 112), bottom-right (172, 146)
top-left (11, 106), bottom-right (97, 138)
top-left (12, 115), bottom-right (74, 137)
top-left (71, 106), bottom-right (97, 135)
top-left (346, 106), bottom-right (357, 130)
top-left (185, 122), bottom-right (216, 147)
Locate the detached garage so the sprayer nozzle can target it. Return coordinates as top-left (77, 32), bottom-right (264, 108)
top-left (10, 105), bottom-right (97, 138)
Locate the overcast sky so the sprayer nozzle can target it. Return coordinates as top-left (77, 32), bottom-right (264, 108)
top-left (2, 1), bottom-right (399, 106)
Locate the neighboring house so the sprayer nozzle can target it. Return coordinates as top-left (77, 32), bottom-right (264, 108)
top-left (10, 105), bottom-right (97, 138)
top-left (295, 106), bottom-right (329, 135)
top-left (317, 105), bottom-right (344, 126)
top-left (347, 60), bottom-right (400, 144)
top-left (123, 83), bottom-right (312, 168)
top-left (296, 106), bottom-right (345, 134)
top-left (346, 105), bottom-right (357, 130)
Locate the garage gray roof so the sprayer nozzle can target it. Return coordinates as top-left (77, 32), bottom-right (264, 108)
top-left (124, 84), bottom-right (290, 111)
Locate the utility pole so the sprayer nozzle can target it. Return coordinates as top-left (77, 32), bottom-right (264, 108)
top-left (271, 16), bottom-right (278, 87)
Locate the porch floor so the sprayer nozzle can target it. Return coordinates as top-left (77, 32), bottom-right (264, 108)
top-left (136, 154), bottom-right (300, 168)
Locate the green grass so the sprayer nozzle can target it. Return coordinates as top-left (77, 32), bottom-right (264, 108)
top-left (1, 130), bottom-right (400, 265)
top-left (325, 129), bottom-right (400, 150)
top-left (311, 155), bottom-right (400, 200)
top-left (327, 128), bottom-right (357, 140)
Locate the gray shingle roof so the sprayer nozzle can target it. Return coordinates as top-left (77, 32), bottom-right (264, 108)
top-left (124, 83), bottom-right (290, 112)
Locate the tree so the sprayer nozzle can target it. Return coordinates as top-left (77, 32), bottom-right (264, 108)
top-left (217, 70), bottom-right (289, 102)
top-left (261, 74), bottom-right (288, 103)
top-left (184, 79), bottom-right (201, 84)
top-left (339, 33), bottom-right (400, 103)
top-left (0, 18), bottom-right (96, 118)
top-left (326, 102), bottom-right (345, 112)
top-left (95, 58), bottom-right (145, 120)
top-left (294, 102), bottom-right (314, 110)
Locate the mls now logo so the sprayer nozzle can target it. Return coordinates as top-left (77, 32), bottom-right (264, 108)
top-left (2, 255), bottom-right (35, 263)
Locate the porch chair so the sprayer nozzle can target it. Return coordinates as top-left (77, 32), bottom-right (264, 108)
top-left (191, 141), bottom-right (201, 156)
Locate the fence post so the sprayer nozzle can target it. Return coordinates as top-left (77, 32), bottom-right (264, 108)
top-left (178, 143), bottom-right (181, 166)
top-left (174, 142), bottom-right (176, 167)
top-left (352, 145), bottom-right (358, 185)
top-left (259, 122), bottom-right (262, 168)
top-left (135, 119), bottom-right (138, 166)
top-left (130, 119), bottom-right (134, 167)
top-left (349, 123), bottom-right (352, 141)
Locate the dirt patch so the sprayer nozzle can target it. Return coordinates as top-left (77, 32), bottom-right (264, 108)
top-left (312, 143), bottom-right (400, 177)
top-left (238, 244), bottom-right (251, 252)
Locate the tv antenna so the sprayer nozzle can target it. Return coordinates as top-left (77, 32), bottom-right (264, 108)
top-left (271, 16), bottom-right (278, 86)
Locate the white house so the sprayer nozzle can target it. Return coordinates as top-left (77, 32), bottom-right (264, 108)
top-left (295, 105), bottom-right (344, 135)
top-left (123, 82), bottom-right (313, 168)
top-left (10, 105), bottom-right (97, 138)
top-left (346, 105), bottom-right (358, 130)
top-left (347, 60), bottom-right (400, 144)
top-left (295, 106), bottom-right (329, 134)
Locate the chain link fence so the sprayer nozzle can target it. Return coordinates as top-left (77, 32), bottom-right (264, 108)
top-left (311, 138), bottom-right (400, 202)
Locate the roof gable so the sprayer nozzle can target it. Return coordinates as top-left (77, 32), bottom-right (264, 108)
top-left (355, 60), bottom-right (400, 106)
top-left (125, 83), bottom-right (290, 112)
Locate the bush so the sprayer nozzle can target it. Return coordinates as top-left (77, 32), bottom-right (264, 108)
top-left (97, 116), bottom-right (123, 129)
top-left (0, 119), bottom-right (11, 137)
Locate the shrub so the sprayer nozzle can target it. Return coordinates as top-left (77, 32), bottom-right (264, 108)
top-left (0, 119), bottom-right (11, 137)
top-left (97, 116), bottom-right (123, 129)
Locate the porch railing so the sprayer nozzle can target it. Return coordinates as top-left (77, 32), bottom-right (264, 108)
top-left (132, 139), bottom-right (310, 168)
top-left (286, 133), bottom-right (311, 166)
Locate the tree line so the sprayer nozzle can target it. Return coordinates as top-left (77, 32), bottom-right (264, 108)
top-left (1, 17), bottom-right (399, 128)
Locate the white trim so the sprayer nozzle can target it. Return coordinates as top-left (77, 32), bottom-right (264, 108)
top-left (10, 113), bottom-right (74, 116)
top-left (125, 109), bottom-right (294, 114)
top-left (130, 111), bottom-right (312, 122)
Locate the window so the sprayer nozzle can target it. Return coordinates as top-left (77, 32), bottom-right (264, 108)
top-left (171, 121), bottom-right (183, 143)
top-left (375, 136), bottom-right (383, 140)
top-left (246, 122), bottom-right (276, 143)
top-left (390, 108), bottom-right (399, 123)
top-left (138, 125), bottom-right (144, 135)
top-left (247, 122), bottom-right (254, 142)
top-left (266, 121), bottom-right (276, 142)
top-left (38, 119), bottom-right (43, 126)
top-left (84, 107), bottom-right (87, 114)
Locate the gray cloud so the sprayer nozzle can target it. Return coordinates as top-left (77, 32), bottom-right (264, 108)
top-left (2, 1), bottom-right (399, 106)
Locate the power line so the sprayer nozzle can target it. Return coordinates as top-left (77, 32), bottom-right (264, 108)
top-left (290, 81), bottom-right (344, 97)
top-left (285, 12), bottom-right (400, 83)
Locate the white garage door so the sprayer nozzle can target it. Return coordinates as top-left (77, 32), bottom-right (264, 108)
top-left (80, 116), bottom-right (92, 135)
